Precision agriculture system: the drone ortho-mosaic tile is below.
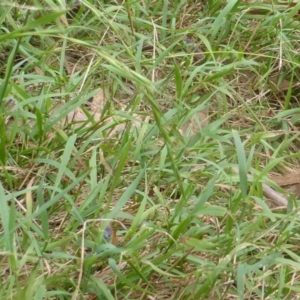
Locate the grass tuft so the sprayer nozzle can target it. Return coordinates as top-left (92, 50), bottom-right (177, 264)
top-left (1, 1), bottom-right (300, 299)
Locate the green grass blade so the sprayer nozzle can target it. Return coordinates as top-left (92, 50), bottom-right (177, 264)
top-left (232, 130), bottom-right (248, 199)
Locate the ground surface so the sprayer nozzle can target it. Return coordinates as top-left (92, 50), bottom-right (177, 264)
top-left (1, 1), bottom-right (300, 299)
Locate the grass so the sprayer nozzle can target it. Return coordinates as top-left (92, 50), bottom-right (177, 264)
top-left (1, 0), bottom-right (300, 299)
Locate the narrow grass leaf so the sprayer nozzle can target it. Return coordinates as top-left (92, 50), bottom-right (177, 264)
top-left (252, 196), bottom-right (275, 222)
top-left (44, 236), bottom-right (77, 251)
top-left (232, 130), bottom-right (248, 199)
top-left (16, 173), bottom-right (87, 230)
top-left (37, 178), bottom-right (49, 240)
top-left (211, 0), bottom-right (240, 42)
top-left (124, 265), bottom-right (153, 292)
top-left (185, 238), bottom-right (217, 250)
top-left (126, 229), bottom-right (155, 249)
top-left (108, 258), bottom-right (147, 292)
top-left (171, 216), bottom-right (193, 242)
top-left (244, 253), bottom-right (280, 273)
top-left (88, 276), bottom-right (114, 300)
top-left (54, 134), bottom-right (77, 188)
top-left (0, 115), bottom-right (6, 163)
top-left (25, 177), bottom-right (35, 229)
top-left (35, 108), bottom-right (43, 137)
top-left (108, 169), bottom-right (144, 217)
top-left (23, 12), bottom-right (65, 30)
top-left (197, 205), bottom-right (226, 216)
top-left (143, 260), bottom-right (180, 277)
top-left (284, 2), bottom-right (300, 25)
top-left (237, 264), bottom-right (245, 300)
top-left (0, 182), bottom-right (11, 251)
top-left (161, 0), bottom-right (168, 40)
top-left (191, 172), bottom-right (218, 215)
top-left (174, 63), bottom-right (182, 101)
top-left (108, 134), bottom-right (133, 199)
top-left (34, 158), bottom-right (77, 182)
top-left (182, 65), bottom-right (205, 96)
top-left (272, 108), bottom-right (300, 119)
top-left (144, 91), bottom-right (186, 213)
top-left (197, 33), bottom-right (215, 60)
top-left (204, 65), bottom-right (234, 81)
top-left (0, 29), bottom-right (22, 106)
top-left (89, 146), bottom-right (98, 191)
top-left (124, 191), bottom-right (149, 240)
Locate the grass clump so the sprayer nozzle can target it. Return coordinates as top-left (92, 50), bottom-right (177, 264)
top-left (1, 1), bottom-right (300, 299)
